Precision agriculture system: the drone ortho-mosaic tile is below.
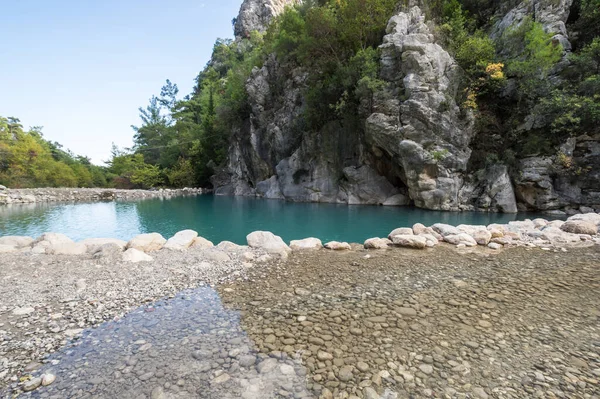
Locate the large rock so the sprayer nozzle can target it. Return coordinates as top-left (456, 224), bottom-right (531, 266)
top-left (164, 230), bottom-right (198, 250)
top-left (388, 228), bottom-right (413, 239)
top-left (462, 165), bottom-right (518, 213)
top-left (126, 233), bottom-right (167, 252)
top-left (431, 223), bottom-right (461, 237)
top-left (324, 241), bottom-right (351, 250)
top-left (246, 231), bottom-right (291, 258)
top-left (51, 243), bottom-right (88, 255)
top-left (444, 233), bottom-right (478, 247)
top-left (92, 243), bottom-right (124, 258)
top-left (0, 245), bottom-right (18, 253)
top-left (560, 220), bottom-right (598, 235)
top-left (457, 225), bottom-right (492, 245)
top-left (122, 248), bottom-right (154, 263)
top-left (0, 236), bottom-right (34, 248)
top-left (514, 157), bottom-right (560, 210)
top-left (365, 6), bottom-right (475, 211)
top-left (535, 226), bottom-right (581, 244)
top-left (80, 238), bottom-right (127, 253)
top-left (339, 166), bottom-right (400, 205)
top-left (364, 237), bottom-right (392, 249)
top-left (191, 236), bottom-right (215, 249)
top-left (234, 0), bottom-right (299, 38)
top-left (390, 235), bottom-right (427, 249)
top-left (34, 233), bottom-right (73, 246)
top-left (290, 237), bottom-right (322, 250)
top-left (567, 212), bottom-right (600, 226)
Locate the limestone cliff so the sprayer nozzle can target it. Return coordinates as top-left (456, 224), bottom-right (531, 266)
top-left (212, 0), bottom-right (599, 213)
top-left (234, 0), bottom-right (300, 38)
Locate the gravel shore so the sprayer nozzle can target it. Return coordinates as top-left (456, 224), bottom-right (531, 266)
top-left (1, 243), bottom-right (598, 398)
top-left (0, 187), bottom-right (205, 205)
top-left (0, 243), bottom-right (260, 394)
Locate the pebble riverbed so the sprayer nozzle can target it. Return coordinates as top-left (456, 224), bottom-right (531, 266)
top-left (1, 244), bottom-right (598, 398)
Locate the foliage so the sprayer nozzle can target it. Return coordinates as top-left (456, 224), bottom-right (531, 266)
top-left (570, 0), bottom-right (600, 49)
top-left (265, 0), bottom-right (396, 129)
top-left (501, 18), bottom-right (563, 102)
top-left (0, 116), bottom-right (110, 188)
top-left (538, 38), bottom-right (600, 140)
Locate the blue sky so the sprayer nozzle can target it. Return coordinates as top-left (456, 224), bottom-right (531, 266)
top-left (0, 0), bottom-right (242, 164)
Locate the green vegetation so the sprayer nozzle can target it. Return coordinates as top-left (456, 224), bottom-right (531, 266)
top-left (103, 0), bottom-right (600, 185)
top-left (0, 117), bottom-right (110, 188)
top-left (4, 0), bottom-right (598, 189)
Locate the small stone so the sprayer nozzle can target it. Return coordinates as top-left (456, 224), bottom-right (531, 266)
top-left (151, 386), bottom-right (166, 399)
top-left (397, 307), bottom-right (417, 317)
top-left (478, 320), bottom-right (492, 328)
top-left (356, 361), bottom-right (369, 372)
top-left (280, 364), bottom-right (295, 375)
top-left (239, 355), bottom-right (257, 367)
top-left (419, 364), bottom-right (434, 375)
top-left (294, 287), bottom-right (310, 296)
top-left (472, 387), bottom-right (489, 399)
top-left (23, 377), bottom-right (42, 392)
top-left (363, 386), bottom-right (380, 399)
top-left (338, 365), bottom-right (353, 382)
top-left (317, 351), bottom-right (333, 361)
top-left (212, 373), bottom-right (231, 384)
top-left (41, 373), bottom-right (56, 386)
top-left (12, 307), bottom-right (35, 316)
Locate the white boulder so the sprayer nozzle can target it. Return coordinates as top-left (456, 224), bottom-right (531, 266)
top-left (432, 224), bottom-right (461, 237)
top-left (126, 233), bottom-right (166, 252)
top-left (419, 234), bottom-right (439, 247)
top-left (457, 225), bottom-right (492, 245)
top-left (247, 231), bottom-right (291, 258)
top-left (51, 242), bottom-right (88, 255)
top-left (290, 238), bottom-right (323, 250)
top-left (560, 220), bottom-right (598, 235)
top-left (217, 241), bottom-right (246, 251)
top-left (390, 235), bottom-right (427, 249)
top-left (122, 248), bottom-right (154, 263)
top-left (0, 236), bottom-right (34, 248)
top-left (567, 212), bottom-right (600, 226)
top-left (324, 241), bottom-right (352, 250)
top-left (34, 233), bottom-right (73, 246)
top-left (364, 237), bottom-right (392, 249)
top-left (388, 228), bottom-right (413, 239)
top-left (80, 238), bottom-right (127, 253)
top-left (0, 245), bottom-right (17, 253)
top-left (444, 233), bottom-right (478, 247)
top-left (191, 236), bottom-right (214, 249)
top-left (164, 230), bottom-right (198, 250)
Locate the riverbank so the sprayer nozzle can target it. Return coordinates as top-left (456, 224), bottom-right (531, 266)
top-left (0, 214), bottom-right (598, 397)
top-left (0, 187), bottom-right (206, 205)
top-left (1, 243), bottom-right (598, 398)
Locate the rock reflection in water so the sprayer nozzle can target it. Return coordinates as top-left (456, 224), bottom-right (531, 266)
top-left (18, 286), bottom-right (311, 399)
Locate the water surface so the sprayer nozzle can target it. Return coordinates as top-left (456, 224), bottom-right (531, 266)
top-left (12, 286), bottom-right (309, 399)
top-left (0, 195), bottom-right (548, 244)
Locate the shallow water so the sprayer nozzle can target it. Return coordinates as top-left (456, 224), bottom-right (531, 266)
top-left (13, 286), bottom-right (310, 399)
top-left (0, 195), bottom-right (552, 244)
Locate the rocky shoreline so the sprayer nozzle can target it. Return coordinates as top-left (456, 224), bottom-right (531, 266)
top-left (0, 187), bottom-right (206, 205)
top-left (0, 212), bottom-right (599, 397)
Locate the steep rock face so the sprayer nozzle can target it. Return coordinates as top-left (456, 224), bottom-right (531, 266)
top-left (514, 135), bottom-right (600, 211)
top-left (492, 0), bottom-right (574, 51)
top-left (366, 7), bottom-right (476, 211)
top-left (234, 0), bottom-right (299, 38)
top-left (213, 2), bottom-right (597, 212)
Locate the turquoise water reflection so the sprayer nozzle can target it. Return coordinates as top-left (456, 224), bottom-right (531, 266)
top-left (0, 195), bottom-right (545, 244)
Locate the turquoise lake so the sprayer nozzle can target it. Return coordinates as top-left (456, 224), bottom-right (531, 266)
top-left (0, 195), bottom-right (548, 244)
